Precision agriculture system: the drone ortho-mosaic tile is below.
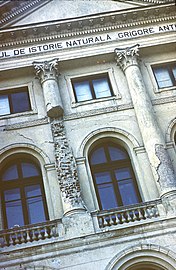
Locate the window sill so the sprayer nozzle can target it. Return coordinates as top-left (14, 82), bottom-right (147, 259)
top-left (0, 110), bottom-right (38, 121)
top-left (71, 95), bottom-right (120, 108)
top-left (154, 85), bottom-right (176, 94)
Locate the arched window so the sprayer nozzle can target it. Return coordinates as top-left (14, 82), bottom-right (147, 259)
top-left (0, 155), bottom-right (49, 229)
top-left (89, 141), bottom-right (141, 210)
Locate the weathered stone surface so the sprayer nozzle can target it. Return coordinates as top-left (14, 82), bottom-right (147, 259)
top-left (33, 59), bottom-right (63, 117)
top-left (51, 119), bottom-right (85, 215)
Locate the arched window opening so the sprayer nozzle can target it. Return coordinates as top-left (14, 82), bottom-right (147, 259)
top-left (89, 141), bottom-right (141, 210)
top-left (0, 155), bottom-right (49, 229)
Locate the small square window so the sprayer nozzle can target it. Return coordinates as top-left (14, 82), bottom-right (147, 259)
top-left (72, 73), bottom-right (113, 102)
top-left (152, 63), bottom-right (176, 89)
top-left (0, 87), bottom-right (31, 116)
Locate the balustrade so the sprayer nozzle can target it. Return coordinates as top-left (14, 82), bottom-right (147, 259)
top-left (0, 219), bottom-right (62, 248)
top-left (92, 200), bottom-right (161, 229)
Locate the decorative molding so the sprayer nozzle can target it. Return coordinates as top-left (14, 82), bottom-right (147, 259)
top-left (152, 95), bottom-right (176, 105)
top-left (114, 44), bottom-right (139, 71)
top-left (33, 58), bottom-right (59, 83)
top-left (0, 0), bottom-right (52, 28)
top-left (105, 243), bottom-right (176, 270)
top-left (3, 117), bottom-right (49, 131)
top-left (63, 95), bottom-right (176, 122)
top-left (0, 3), bottom-right (175, 48)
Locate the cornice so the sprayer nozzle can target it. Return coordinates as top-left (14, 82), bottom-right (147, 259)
top-left (115, 0), bottom-right (175, 4)
top-left (0, 3), bottom-right (175, 48)
top-left (0, 0), bottom-right (52, 28)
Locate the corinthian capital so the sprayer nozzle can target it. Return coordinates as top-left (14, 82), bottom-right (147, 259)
top-left (33, 58), bottom-right (59, 83)
top-left (114, 44), bottom-right (139, 71)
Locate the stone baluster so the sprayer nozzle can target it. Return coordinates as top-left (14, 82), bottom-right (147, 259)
top-left (33, 58), bottom-right (63, 118)
top-left (114, 45), bottom-right (176, 200)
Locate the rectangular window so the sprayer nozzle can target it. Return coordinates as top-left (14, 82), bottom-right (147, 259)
top-left (152, 63), bottom-right (176, 89)
top-left (0, 86), bottom-right (31, 116)
top-left (72, 73), bottom-right (113, 102)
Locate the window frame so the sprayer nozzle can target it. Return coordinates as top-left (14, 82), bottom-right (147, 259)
top-left (89, 142), bottom-right (142, 211)
top-left (71, 72), bottom-right (114, 103)
top-left (152, 62), bottom-right (176, 89)
top-left (0, 86), bottom-right (31, 117)
top-left (0, 157), bottom-right (49, 229)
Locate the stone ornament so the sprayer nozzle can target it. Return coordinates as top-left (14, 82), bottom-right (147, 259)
top-left (33, 58), bottom-right (59, 83)
top-left (114, 44), bottom-right (139, 71)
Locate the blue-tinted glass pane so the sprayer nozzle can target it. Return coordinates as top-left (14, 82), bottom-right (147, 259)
top-left (115, 168), bottom-right (131, 181)
top-left (74, 81), bottom-right (92, 102)
top-left (90, 147), bottom-right (107, 164)
top-left (11, 91), bottom-right (30, 113)
top-left (27, 197), bottom-right (46, 224)
top-left (22, 163), bottom-right (39, 178)
top-left (98, 183), bottom-right (118, 210)
top-left (154, 67), bottom-right (173, 88)
top-left (25, 185), bottom-right (41, 197)
top-left (172, 66), bottom-right (176, 80)
top-left (93, 78), bottom-right (111, 98)
top-left (94, 172), bottom-right (112, 184)
top-left (6, 200), bottom-right (24, 228)
top-left (4, 188), bottom-right (20, 201)
top-left (2, 165), bottom-right (18, 181)
top-left (0, 95), bottom-right (10, 116)
top-left (109, 146), bottom-right (127, 161)
top-left (118, 180), bottom-right (139, 206)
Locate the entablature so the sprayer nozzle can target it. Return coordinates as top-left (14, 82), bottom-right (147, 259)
top-left (0, 3), bottom-right (175, 48)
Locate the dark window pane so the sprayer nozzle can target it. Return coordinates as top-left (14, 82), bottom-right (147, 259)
top-left (5, 200), bottom-right (24, 228)
top-left (4, 188), bottom-right (20, 201)
top-left (74, 81), bottom-right (92, 101)
top-left (94, 172), bottom-right (112, 184)
top-left (115, 168), bottom-right (131, 181)
top-left (2, 165), bottom-right (18, 181)
top-left (118, 180), bottom-right (139, 205)
top-left (27, 197), bottom-right (46, 224)
top-left (0, 95), bottom-right (10, 116)
top-left (153, 67), bottom-right (173, 88)
top-left (109, 146), bottom-right (127, 161)
top-left (93, 78), bottom-right (111, 98)
top-left (98, 183), bottom-right (118, 210)
top-left (11, 91), bottom-right (30, 113)
top-left (90, 147), bottom-right (107, 164)
top-left (25, 185), bottom-right (42, 197)
top-left (22, 163), bottom-right (39, 178)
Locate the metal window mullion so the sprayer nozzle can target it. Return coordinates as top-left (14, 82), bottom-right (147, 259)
top-left (169, 65), bottom-right (176, 86)
top-left (111, 169), bottom-right (123, 206)
top-left (8, 93), bottom-right (13, 113)
top-left (90, 80), bottom-right (96, 99)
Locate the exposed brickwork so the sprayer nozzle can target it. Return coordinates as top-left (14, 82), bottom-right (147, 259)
top-left (51, 119), bottom-right (84, 211)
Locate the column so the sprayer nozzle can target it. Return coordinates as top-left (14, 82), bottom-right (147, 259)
top-left (51, 119), bottom-right (86, 216)
top-left (33, 60), bottom-right (94, 236)
top-left (114, 44), bottom-right (176, 198)
top-left (33, 59), bottom-right (63, 118)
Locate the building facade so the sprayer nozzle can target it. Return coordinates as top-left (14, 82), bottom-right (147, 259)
top-left (0, 0), bottom-right (176, 269)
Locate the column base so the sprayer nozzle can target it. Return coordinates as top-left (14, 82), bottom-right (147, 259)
top-left (62, 211), bottom-right (95, 239)
top-left (161, 190), bottom-right (176, 216)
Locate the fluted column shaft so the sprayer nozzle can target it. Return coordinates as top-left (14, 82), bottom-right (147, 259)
top-left (114, 45), bottom-right (176, 197)
top-left (33, 59), bottom-right (63, 118)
